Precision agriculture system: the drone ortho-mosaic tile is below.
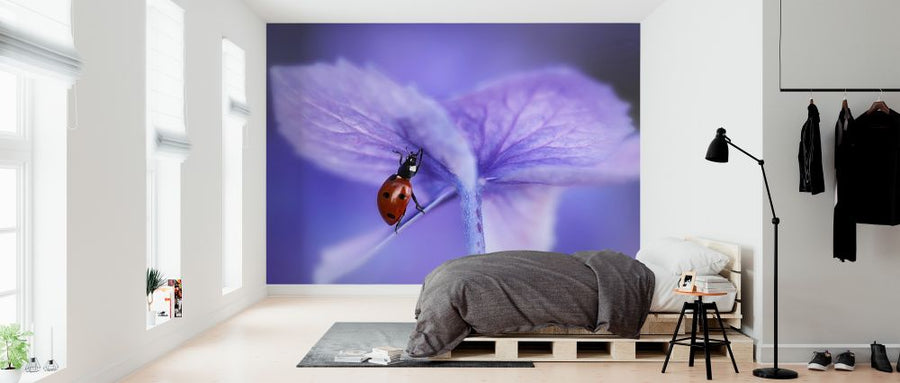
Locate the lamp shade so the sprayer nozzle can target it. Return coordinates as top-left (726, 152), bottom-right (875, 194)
top-left (705, 128), bottom-right (729, 163)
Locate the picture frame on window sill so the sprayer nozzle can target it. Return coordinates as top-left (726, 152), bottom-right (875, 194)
top-left (677, 271), bottom-right (696, 292)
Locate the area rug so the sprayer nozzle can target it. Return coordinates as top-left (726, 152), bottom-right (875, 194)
top-left (297, 322), bottom-right (534, 368)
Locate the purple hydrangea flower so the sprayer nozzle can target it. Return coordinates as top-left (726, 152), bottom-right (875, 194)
top-left (270, 60), bottom-right (638, 283)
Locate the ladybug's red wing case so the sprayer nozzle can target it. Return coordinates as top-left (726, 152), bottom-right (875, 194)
top-left (377, 175), bottom-right (413, 225)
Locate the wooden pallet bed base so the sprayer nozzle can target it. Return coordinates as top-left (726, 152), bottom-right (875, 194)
top-left (511, 311), bottom-right (741, 337)
top-left (431, 237), bottom-right (748, 362)
top-left (432, 331), bottom-right (754, 363)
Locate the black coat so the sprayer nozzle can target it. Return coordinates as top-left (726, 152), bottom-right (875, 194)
top-left (833, 107), bottom-right (854, 261)
top-left (833, 108), bottom-right (900, 262)
top-left (799, 103), bottom-right (825, 194)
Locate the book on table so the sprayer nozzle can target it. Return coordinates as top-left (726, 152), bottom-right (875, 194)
top-left (693, 276), bottom-right (734, 292)
top-left (696, 282), bottom-right (736, 293)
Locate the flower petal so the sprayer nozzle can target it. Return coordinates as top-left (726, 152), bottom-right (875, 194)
top-left (445, 67), bottom-right (638, 186)
top-left (269, 60), bottom-right (477, 196)
top-left (481, 185), bottom-right (562, 252)
top-left (311, 188), bottom-right (457, 283)
top-left (313, 228), bottom-right (387, 284)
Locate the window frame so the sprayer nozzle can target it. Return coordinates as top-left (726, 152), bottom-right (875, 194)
top-left (145, 0), bottom-right (187, 323)
top-left (220, 38), bottom-right (246, 294)
top-left (0, 70), bottom-right (33, 327)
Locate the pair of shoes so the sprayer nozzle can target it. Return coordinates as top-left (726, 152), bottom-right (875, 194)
top-left (871, 341), bottom-right (895, 373)
top-left (807, 351), bottom-right (855, 371)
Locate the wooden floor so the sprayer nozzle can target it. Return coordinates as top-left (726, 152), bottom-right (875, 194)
top-left (123, 296), bottom-right (893, 382)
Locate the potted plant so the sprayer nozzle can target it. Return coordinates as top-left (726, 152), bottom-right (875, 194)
top-left (146, 267), bottom-right (167, 327)
top-left (0, 324), bottom-right (31, 383)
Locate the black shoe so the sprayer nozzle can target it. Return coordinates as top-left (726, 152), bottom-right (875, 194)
top-left (871, 341), bottom-right (893, 373)
top-left (834, 351), bottom-right (855, 371)
top-left (808, 350), bottom-right (832, 371)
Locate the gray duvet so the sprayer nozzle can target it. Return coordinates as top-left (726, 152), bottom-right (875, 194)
top-left (406, 250), bottom-right (655, 357)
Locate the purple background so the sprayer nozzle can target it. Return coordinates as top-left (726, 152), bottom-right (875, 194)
top-left (267, 24), bottom-right (640, 284)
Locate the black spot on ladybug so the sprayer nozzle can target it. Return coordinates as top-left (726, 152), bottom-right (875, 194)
top-left (398, 194), bottom-right (406, 200)
top-left (382, 192), bottom-right (390, 199)
top-left (386, 213), bottom-right (396, 219)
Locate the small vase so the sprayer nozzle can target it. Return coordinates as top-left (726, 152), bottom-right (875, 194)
top-left (146, 310), bottom-right (157, 327)
top-left (0, 368), bottom-right (22, 383)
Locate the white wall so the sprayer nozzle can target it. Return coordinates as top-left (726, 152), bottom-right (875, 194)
top-left (760, 0), bottom-right (900, 363)
top-left (643, 0), bottom-right (900, 364)
top-left (780, 0), bottom-right (900, 89)
top-left (56, 0), bottom-right (267, 381)
top-left (641, 0), bottom-right (764, 341)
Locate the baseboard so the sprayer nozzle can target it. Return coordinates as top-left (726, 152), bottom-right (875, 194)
top-left (69, 285), bottom-right (267, 383)
top-left (758, 343), bottom-right (900, 364)
top-left (267, 284), bottom-right (422, 297)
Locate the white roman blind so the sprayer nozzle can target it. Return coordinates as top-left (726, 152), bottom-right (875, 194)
top-left (0, 0), bottom-right (81, 81)
top-left (222, 38), bottom-right (249, 119)
top-left (147, 0), bottom-right (189, 156)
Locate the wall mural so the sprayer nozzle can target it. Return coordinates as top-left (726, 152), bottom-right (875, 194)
top-left (267, 24), bottom-right (640, 284)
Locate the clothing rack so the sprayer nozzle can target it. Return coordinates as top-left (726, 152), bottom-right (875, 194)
top-left (777, 0), bottom-right (900, 94)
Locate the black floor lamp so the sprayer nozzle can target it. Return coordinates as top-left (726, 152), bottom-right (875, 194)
top-left (705, 128), bottom-right (798, 380)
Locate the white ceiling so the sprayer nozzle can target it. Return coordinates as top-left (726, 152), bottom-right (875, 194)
top-left (243, 0), bottom-right (666, 23)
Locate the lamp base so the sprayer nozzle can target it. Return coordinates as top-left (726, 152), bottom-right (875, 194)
top-left (753, 367), bottom-right (798, 379)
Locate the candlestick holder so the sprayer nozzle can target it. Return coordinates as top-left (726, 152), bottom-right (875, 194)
top-left (44, 326), bottom-right (59, 372)
top-left (43, 359), bottom-right (59, 372)
top-left (24, 356), bottom-right (42, 373)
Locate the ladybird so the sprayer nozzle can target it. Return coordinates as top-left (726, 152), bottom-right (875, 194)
top-left (377, 149), bottom-right (425, 232)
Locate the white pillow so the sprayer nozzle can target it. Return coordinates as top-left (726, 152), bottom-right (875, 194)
top-left (646, 261), bottom-right (737, 312)
top-left (636, 237), bottom-right (730, 276)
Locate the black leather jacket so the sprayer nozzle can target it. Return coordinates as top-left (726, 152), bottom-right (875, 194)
top-left (799, 103), bottom-right (825, 194)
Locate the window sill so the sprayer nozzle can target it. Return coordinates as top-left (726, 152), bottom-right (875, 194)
top-left (145, 314), bottom-right (172, 330)
top-left (221, 286), bottom-right (241, 296)
top-left (19, 367), bottom-right (63, 382)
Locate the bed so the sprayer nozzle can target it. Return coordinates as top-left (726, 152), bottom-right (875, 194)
top-left (406, 237), bottom-right (748, 362)
top-left (522, 236), bottom-right (742, 334)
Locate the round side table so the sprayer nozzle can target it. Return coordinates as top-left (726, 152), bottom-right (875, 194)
top-left (661, 289), bottom-right (739, 380)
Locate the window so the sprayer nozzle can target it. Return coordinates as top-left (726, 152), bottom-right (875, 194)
top-left (0, 70), bottom-right (20, 135)
top-left (221, 38), bottom-right (247, 293)
top-left (0, 70), bottom-right (28, 326)
top-left (1, 0), bottom-right (79, 369)
top-left (147, 0), bottom-right (188, 292)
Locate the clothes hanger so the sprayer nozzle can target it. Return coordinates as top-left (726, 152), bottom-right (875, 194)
top-left (809, 90), bottom-right (814, 105)
top-left (867, 89), bottom-right (889, 114)
top-left (867, 101), bottom-right (889, 114)
top-left (842, 90), bottom-right (848, 111)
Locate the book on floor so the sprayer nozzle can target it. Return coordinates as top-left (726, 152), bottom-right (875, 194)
top-left (369, 358), bottom-right (400, 366)
top-left (334, 349), bottom-right (370, 363)
top-left (371, 346), bottom-right (403, 358)
top-left (366, 346), bottom-right (403, 365)
top-left (367, 356), bottom-right (400, 365)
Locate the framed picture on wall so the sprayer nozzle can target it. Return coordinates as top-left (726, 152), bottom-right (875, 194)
top-left (677, 271), bottom-right (696, 292)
